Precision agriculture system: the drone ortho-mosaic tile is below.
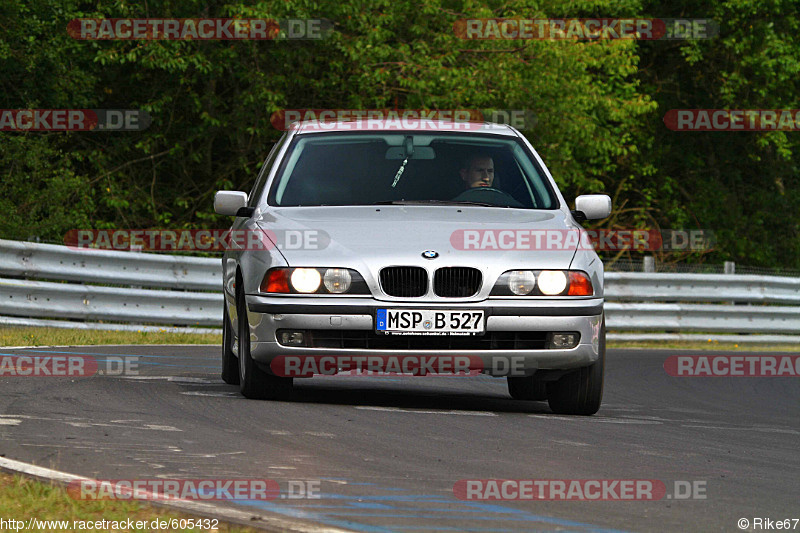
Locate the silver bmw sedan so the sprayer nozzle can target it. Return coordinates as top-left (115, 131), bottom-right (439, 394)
top-left (215, 118), bottom-right (611, 415)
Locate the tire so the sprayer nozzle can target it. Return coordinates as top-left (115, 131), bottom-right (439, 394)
top-left (237, 286), bottom-right (293, 400)
top-left (547, 317), bottom-right (605, 415)
top-left (221, 303), bottom-right (240, 385)
top-left (507, 376), bottom-right (547, 401)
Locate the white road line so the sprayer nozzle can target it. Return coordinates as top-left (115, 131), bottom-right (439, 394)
top-left (118, 376), bottom-right (216, 384)
top-left (143, 424), bottom-right (183, 432)
top-left (355, 406), bottom-right (497, 416)
top-left (591, 418), bottom-right (662, 425)
top-left (0, 456), bottom-right (352, 533)
top-left (682, 425), bottom-right (799, 434)
top-left (181, 391), bottom-right (240, 398)
top-left (528, 414), bottom-right (662, 424)
top-left (528, 415), bottom-right (583, 421)
top-left (63, 421), bottom-right (182, 432)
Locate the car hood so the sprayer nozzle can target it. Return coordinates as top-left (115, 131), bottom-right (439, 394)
top-left (257, 206), bottom-right (580, 271)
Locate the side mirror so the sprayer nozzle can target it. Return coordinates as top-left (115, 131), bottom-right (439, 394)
top-left (214, 191), bottom-right (253, 217)
top-left (572, 194), bottom-right (612, 221)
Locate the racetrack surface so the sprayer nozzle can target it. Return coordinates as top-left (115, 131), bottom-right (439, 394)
top-left (1, 346), bottom-right (797, 532)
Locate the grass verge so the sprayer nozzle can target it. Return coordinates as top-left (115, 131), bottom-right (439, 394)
top-left (608, 340), bottom-right (800, 352)
top-left (0, 471), bottom-right (258, 532)
top-left (0, 327), bottom-right (221, 347)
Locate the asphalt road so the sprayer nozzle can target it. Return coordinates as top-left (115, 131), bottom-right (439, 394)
top-left (0, 345), bottom-right (798, 532)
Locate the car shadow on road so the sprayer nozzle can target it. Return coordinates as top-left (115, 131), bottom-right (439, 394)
top-left (274, 379), bottom-right (555, 414)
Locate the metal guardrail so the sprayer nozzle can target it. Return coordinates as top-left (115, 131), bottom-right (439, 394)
top-left (603, 272), bottom-right (800, 340)
top-left (605, 303), bottom-right (800, 333)
top-left (604, 272), bottom-right (800, 305)
top-left (0, 277), bottom-right (219, 326)
top-left (0, 239), bottom-right (220, 328)
top-left (1, 239), bottom-right (799, 341)
top-left (0, 239), bottom-right (219, 291)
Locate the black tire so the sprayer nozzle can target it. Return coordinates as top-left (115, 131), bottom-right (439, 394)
top-left (547, 317), bottom-right (605, 415)
top-left (237, 286), bottom-right (293, 400)
top-left (221, 303), bottom-right (240, 385)
top-left (507, 376), bottom-right (548, 401)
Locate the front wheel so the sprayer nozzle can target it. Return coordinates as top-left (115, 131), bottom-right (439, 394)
top-left (547, 318), bottom-right (605, 415)
top-left (237, 287), bottom-right (293, 400)
top-left (221, 303), bottom-right (239, 385)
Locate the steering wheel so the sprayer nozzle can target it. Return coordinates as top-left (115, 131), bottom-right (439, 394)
top-left (452, 187), bottom-right (525, 207)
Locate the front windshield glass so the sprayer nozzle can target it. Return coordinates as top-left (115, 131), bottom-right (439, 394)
top-left (267, 133), bottom-right (558, 208)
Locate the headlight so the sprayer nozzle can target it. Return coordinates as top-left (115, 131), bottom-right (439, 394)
top-left (260, 268), bottom-right (369, 294)
top-left (537, 270), bottom-right (568, 295)
top-left (323, 268), bottom-right (352, 293)
top-left (490, 270), bottom-right (593, 296)
top-left (508, 270), bottom-right (535, 295)
top-left (290, 268), bottom-right (322, 293)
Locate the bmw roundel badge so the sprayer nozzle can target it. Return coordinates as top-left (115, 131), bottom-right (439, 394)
top-left (422, 250), bottom-right (439, 259)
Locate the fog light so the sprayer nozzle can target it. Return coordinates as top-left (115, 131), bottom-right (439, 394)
top-left (279, 331), bottom-right (305, 346)
top-left (549, 332), bottom-right (579, 349)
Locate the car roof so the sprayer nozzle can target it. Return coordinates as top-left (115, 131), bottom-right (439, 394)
top-left (290, 118), bottom-right (519, 136)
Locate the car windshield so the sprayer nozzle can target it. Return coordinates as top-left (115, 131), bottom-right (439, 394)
top-left (267, 133), bottom-right (558, 208)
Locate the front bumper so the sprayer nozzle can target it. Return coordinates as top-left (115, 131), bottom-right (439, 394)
top-left (243, 295), bottom-right (604, 376)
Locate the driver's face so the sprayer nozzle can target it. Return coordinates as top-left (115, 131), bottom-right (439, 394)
top-left (461, 157), bottom-right (495, 188)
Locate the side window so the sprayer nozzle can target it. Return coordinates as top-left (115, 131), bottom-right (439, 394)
top-left (247, 134), bottom-right (288, 207)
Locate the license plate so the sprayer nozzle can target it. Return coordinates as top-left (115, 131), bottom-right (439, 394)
top-left (376, 309), bottom-right (485, 335)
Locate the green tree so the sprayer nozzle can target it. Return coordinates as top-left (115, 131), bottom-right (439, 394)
top-left (637, 0), bottom-right (800, 267)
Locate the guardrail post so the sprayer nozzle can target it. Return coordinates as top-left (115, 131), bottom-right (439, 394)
top-left (724, 261), bottom-right (735, 274)
top-left (643, 256), bottom-right (655, 273)
top-left (130, 244), bottom-right (143, 289)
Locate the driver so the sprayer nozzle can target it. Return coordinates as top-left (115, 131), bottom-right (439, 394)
top-left (460, 154), bottom-right (495, 189)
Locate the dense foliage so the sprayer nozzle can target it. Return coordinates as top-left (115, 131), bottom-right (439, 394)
top-left (1, 0), bottom-right (797, 267)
